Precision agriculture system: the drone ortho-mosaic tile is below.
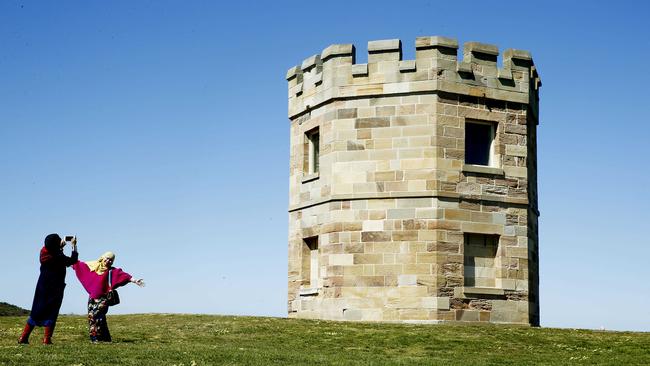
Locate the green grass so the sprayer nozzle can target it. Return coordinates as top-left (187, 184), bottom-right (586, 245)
top-left (1, 314), bottom-right (648, 365)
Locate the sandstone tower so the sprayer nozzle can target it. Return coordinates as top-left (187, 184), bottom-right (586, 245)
top-left (287, 37), bottom-right (541, 325)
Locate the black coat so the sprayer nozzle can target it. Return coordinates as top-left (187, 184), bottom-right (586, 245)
top-left (29, 246), bottom-right (78, 325)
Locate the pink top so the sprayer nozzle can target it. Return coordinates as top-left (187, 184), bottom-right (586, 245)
top-left (72, 260), bottom-right (132, 299)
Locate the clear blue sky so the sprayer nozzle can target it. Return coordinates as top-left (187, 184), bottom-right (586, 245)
top-left (1, 1), bottom-right (648, 332)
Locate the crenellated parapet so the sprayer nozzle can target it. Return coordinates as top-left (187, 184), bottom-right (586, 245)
top-left (287, 36), bottom-right (541, 120)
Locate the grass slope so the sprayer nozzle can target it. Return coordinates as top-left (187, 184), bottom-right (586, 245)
top-left (0, 314), bottom-right (648, 365)
top-left (0, 302), bottom-right (29, 317)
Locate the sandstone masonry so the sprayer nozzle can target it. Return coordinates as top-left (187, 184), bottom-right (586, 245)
top-left (287, 37), bottom-right (541, 325)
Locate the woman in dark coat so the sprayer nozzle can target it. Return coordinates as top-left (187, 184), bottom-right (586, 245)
top-left (18, 233), bottom-right (78, 344)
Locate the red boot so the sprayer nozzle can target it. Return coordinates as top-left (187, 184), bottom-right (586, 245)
top-left (18, 323), bottom-right (33, 344)
top-left (42, 326), bottom-right (53, 345)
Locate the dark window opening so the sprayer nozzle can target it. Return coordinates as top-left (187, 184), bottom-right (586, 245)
top-left (465, 122), bottom-right (494, 166)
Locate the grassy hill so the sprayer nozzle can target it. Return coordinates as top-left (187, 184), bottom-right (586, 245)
top-left (0, 302), bottom-right (28, 317)
top-left (0, 314), bottom-right (648, 365)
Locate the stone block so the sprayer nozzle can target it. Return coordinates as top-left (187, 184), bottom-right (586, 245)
top-left (492, 300), bottom-right (517, 312)
top-left (362, 220), bottom-right (385, 232)
top-left (402, 263), bottom-right (432, 275)
top-left (329, 254), bottom-right (354, 266)
top-left (392, 115), bottom-right (428, 126)
top-left (392, 230), bottom-right (418, 241)
top-left (461, 222), bottom-right (503, 235)
top-left (496, 278), bottom-right (517, 290)
top-left (418, 230), bottom-right (437, 241)
top-left (386, 297), bottom-right (415, 309)
top-left (427, 220), bottom-right (461, 230)
top-left (479, 311), bottom-right (490, 322)
top-left (456, 310), bottom-right (480, 322)
top-left (416, 36), bottom-right (458, 50)
top-left (376, 106), bottom-right (396, 117)
top-left (401, 158), bottom-right (436, 170)
top-left (506, 246), bottom-right (529, 259)
top-left (361, 309), bottom-right (384, 321)
top-left (387, 208), bottom-right (416, 219)
top-left (339, 265), bottom-right (364, 278)
top-left (399, 60), bottom-right (416, 72)
top-left (395, 253), bottom-right (417, 264)
top-left (354, 253), bottom-right (383, 265)
top-left (374, 264), bottom-right (403, 275)
top-left (343, 275), bottom-right (385, 287)
top-left (456, 286), bottom-right (505, 298)
top-left (396, 198), bottom-right (434, 208)
top-left (361, 231), bottom-right (392, 242)
top-left (343, 308), bottom-right (363, 321)
top-left (506, 145), bottom-right (527, 157)
top-left (368, 210), bottom-right (386, 220)
top-left (373, 242), bottom-right (401, 253)
top-left (343, 222), bottom-right (363, 231)
top-left (398, 274), bottom-right (417, 286)
top-left (416, 252), bottom-right (436, 264)
top-left (490, 310), bottom-right (526, 324)
top-left (416, 208), bottom-right (443, 219)
top-left (354, 117), bottom-right (390, 128)
top-left (503, 166), bottom-right (527, 178)
top-left (352, 64), bottom-right (368, 77)
top-left (402, 219), bottom-right (427, 230)
top-left (422, 297), bottom-right (450, 310)
top-left (470, 211), bottom-right (496, 223)
top-left (399, 309), bottom-right (429, 320)
top-left (428, 241), bottom-right (460, 253)
top-left (368, 39), bottom-right (401, 53)
top-left (363, 264), bottom-right (375, 276)
top-left (445, 209), bottom-right (471, 221)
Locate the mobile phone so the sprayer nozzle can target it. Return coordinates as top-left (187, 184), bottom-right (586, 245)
top-left (64, 235), bottom-right (74, 242)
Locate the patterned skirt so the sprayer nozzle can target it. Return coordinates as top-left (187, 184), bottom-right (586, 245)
top-left (87, 297), bottom-right (111, 342)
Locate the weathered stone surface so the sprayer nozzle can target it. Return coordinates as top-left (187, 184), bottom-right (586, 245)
top-left (361, 231), bottom-right (391, 242)
top-left (355, 117), bottom-right (390, 129)
top-left (288, 37), bottom-right (540, 326)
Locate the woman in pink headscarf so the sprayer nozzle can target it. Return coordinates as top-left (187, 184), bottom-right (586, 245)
top-left (73, 251), bottom-right (144, 342)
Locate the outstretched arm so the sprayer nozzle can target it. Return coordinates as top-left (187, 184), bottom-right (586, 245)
top-left (130, 278), bottom-right (145, 287)
top-left (109, 268), bottom-right (144, 289)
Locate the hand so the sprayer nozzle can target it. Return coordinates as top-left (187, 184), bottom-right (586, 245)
top-left (133, 279), bottom-right (145, 287)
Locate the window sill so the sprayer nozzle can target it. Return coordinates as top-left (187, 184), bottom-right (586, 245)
top-left (301, 173), bottom-right (319, 183)
top-left (299, 287), bottom-right (319, 296)
top-left (454, 286), bottom-right (506, 299)
top-left (462, 164), bottom-right (504, 176)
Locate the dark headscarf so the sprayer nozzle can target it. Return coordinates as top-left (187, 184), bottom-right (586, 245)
top-left (44, 234), bottom-right (62, 252)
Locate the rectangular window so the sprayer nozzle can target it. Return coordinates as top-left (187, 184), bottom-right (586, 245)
top-left (302, 237), bottom-right (319, 288)
top-left (305, 128), bottom-right (320, 174)
top-left (465, 121), bottom-right (495, 166)
top-left (464, 233), bottom-right (498, 287)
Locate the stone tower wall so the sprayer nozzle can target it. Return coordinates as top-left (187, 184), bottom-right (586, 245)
top-left (287, 37), bottom-right (541, 325)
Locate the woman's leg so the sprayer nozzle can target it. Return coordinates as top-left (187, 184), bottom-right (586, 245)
top-left (42, 323), bottom-right (54, 344)
top-left (17, 320), bottom-right (34, 344)
top-left (88, 298), bottom-right (97, 342)
top-left (88, 297), bottom-right (111, 342)
top-left (100, 316), bottom-right (112, 342)
top-left (87, 298), bottom-right (102, 342)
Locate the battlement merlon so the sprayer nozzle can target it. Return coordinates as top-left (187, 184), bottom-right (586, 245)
top-left (286, 37), bottom-right (541, 119)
